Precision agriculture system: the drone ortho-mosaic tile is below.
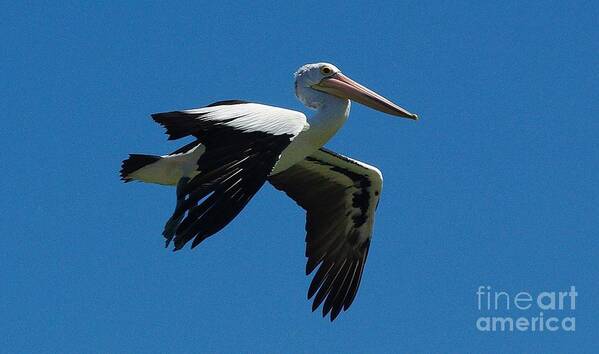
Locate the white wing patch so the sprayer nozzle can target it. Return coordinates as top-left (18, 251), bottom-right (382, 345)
top-left (183, 103), bottom-right (309, 136)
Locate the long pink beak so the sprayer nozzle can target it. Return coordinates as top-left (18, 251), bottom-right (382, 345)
top-left (313, 73), bottom-right (418, 120)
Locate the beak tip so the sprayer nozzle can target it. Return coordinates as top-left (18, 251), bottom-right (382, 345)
top-left (401, 112), bottom-right (418, 120)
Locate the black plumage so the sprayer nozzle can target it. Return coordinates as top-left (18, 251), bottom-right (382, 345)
top-left (151, 103), bottom-right (295, 250)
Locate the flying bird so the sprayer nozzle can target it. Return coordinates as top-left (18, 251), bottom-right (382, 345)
top-left (120, 62), bottom-right (418, 321)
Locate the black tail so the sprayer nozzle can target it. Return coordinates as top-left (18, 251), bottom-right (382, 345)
top-left (120, 154), bottom-right (161, 182)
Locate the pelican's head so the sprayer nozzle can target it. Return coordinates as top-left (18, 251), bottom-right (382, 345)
top-left (294, 62), bottom-right (418, 120)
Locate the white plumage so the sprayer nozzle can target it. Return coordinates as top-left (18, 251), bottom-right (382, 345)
top-left (182, 103), bottom-right (309, 136)
top-left (120, 62), bottom-right (418, 321)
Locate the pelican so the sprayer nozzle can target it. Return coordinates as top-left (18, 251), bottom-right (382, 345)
top-left (120, 62), bottom-right (418, 321)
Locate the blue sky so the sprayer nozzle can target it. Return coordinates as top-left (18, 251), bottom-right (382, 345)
top-left (2, 1), bottom-right (598, 353)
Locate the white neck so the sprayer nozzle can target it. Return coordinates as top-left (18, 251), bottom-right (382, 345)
top-left (305, 93), bottom-right (351, 147)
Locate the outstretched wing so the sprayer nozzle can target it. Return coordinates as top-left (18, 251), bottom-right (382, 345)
top-left (153, 100), bottom-right (308, 250)
top-left (268, 148), bottom-right (383, 321)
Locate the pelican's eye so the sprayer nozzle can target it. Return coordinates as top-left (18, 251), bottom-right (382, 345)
top-left (320, 66), bottom-right (332, 75)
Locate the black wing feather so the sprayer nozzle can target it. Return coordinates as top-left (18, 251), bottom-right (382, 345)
top-left (167, 128), bottom-right (293, 250)
top-left (269, 148), bottom-right (383, 321)
top-left (153, 101), bottom-right (298, 250)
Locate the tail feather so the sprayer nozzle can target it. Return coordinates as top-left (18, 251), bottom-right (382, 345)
top-left (120, 154), bottom-right (161, 182)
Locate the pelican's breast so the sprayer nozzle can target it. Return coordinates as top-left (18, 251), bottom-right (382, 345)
top-left (272, 99), bottom-right (350, 175)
